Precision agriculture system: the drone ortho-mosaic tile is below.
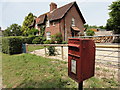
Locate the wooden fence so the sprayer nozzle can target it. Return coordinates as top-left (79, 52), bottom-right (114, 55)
top-left (73, 34), bottom-right (120, 43)
top-left (26, 44), bottom-right (68, 59)
top-left (25, 44), bottom-right (120, 60)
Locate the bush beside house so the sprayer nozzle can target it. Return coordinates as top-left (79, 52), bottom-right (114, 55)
top-left (32, 36), bottom-right (46, 44)
top-left (51, 33), bottom-right (63, 44)
top-left (2, 37), bottom-right (22, 55)
top-left (22, 35), bottom-right (37, 44)
top-left (86, 30), bottom-right (95, 36)
top-left (47, 46), bottom-right (56, 56)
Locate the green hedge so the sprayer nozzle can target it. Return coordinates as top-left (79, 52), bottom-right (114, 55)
top-left (22, 35), bottom-right (37, 44)
top-left (32, 36), bottom-right (46, 44)
top-left (2, 35), bottom-right (44, 55)
top-left (2, 37), bottom-right (22, 55)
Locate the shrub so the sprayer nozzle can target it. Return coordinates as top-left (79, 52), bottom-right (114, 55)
top-left (27, 35), bottom-right (37, 44)
top-left (22, 35), bottom-right (37, 44)
top-left (27, 28), bottom-right (39, 36)
top-left (32, 36), bottom-right (46, 44)
top-left (62, 41), bottom-right (68, 44)
top-left (47, 46), bottom-right (55, 56)
top-left (2, 37), bottom-right (22, 54)
top-left (43, 40), bottom-right (51, 44)
top-left (21, 37), bottom-right (28, 44)
top-left (51, 33), bottom-right (63, 44)
top-left (86, 30), bottom-right (95, 36)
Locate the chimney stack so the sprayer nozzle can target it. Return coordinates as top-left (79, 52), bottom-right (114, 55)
top-left (50, 2), bottom-right (57, 11)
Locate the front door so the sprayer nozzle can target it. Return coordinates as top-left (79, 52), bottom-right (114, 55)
top-left (72, 31), bottom-right (74, 37)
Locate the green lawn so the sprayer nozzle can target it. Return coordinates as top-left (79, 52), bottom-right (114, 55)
top-left (2, 53), bottom-right (119, 88)
top-left (28, 45), bottom-right (44, 52)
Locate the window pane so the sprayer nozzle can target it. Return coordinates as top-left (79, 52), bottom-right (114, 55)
top-left (46, 32), bottom-right (51, 40)
top-left (46, 20), bottom-right (50, 27)
top-left (71, 18), bottom-right (75, 26)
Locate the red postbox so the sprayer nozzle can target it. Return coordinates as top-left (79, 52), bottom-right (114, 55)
top-left (68, 38), bottom-right (95, 83)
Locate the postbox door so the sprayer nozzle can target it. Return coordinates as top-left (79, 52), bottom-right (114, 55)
top-left (68, 54), bottom-right (81, 82)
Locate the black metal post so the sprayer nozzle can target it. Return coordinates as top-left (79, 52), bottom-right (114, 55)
top-left (78, 81), bottom-right (83, 90)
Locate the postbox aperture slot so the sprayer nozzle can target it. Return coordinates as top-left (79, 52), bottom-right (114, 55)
top-left (69, 46), bottom-right (80, 56)
top-left (71, 59), bottom-right (77, 74)
top-left (69, 46), bottom-right (79, 51)
top-left (68, 53), bottom-right (80, 58)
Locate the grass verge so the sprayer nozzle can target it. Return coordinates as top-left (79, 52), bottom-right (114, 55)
top-left (28, 45), bottom-right (44, 52)
top-left (2, 53), bottom-right (119, 88)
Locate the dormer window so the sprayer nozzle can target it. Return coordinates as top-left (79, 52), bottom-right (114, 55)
top-left (46, 20), bottom-right (50, 27)
top-left (71, 18), bottom-right (75, 26)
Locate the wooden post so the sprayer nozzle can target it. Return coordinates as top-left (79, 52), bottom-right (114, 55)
top-left (78, 81), bottom-right (83, 90)
top-left (44, 46), bottom-right (47, 56)
top-left (61, 46), bottom-right (63, 59)
top-left (26, 44), bottom-right (28, 53)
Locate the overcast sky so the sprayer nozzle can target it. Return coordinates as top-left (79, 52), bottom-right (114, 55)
top-left (0, 0), bottom-right (116, 30)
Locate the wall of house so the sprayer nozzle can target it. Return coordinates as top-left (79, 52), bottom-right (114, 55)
top-left (45, 21), bottom-right (60, 37)
top-left (62, 5), bottom-right (84, 41)
top-left (43, 5), bottom-right (85, 41)
top-left (59, 18), bottom-right (65, 41)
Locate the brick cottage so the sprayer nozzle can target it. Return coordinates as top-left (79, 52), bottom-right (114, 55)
top-left (35, 1), bottom-right (86, 41)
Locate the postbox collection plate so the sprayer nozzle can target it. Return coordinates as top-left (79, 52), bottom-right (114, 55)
top-left (71, 59), bottom-right (76, 74)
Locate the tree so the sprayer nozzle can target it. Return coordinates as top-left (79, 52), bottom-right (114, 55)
top-left (86, 30), bottom-right (95, 36)
top-left (39, 26), bottom-right (45, 37)
top-left (106, 0), bottom-right (120, 34)
top-left (21, 13), bottom-right (36, 36)
top-left (84, 24), bottom-right (89, 29)
top-left (99, 26), bottom-right (106, 29)
top-left (84, 24), bottom-right (99, 29)
top-left (3, 24), bottom-right (22, 36)
top-left (27, 28), bottom-right (39, 36)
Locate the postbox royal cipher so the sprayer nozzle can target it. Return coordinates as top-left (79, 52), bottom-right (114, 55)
top-left (68, 38), bottom-right (95, 83)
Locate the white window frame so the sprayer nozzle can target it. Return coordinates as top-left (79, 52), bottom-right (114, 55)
top-left (71, 18), bottom-right (75, 26)
top-left (53, 22), bottom-right (55, 26)
top-left (46, 32), bottom-right (51, 40)
top-left (35, 24), bottom-right (38, 29)
top-left (46, 20), bottom-right (50, 27)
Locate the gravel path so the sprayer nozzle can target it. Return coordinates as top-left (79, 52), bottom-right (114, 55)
top-left (30, 47), bottom-right (68, 61)
top-left (30, 46), bottom-right (119, 68)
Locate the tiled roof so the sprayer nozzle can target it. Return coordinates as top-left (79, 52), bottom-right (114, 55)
top-left (36, 14), bottom-right (46, 24)
top-left (36, 1), bottom-right (86, 24)
top-left (48, 2), bottom-right (74, 21)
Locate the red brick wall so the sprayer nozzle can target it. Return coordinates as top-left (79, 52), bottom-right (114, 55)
top-left (45, 21), bottom-right (60, 36)
top-left (59, 18), bottom-right (65, 41)
top-left (44, 5), bottom-right (84, 41)
top-left (63, 5), bottom-right (84, 41)
top-left (59, 5), bottom-right (84, 41)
